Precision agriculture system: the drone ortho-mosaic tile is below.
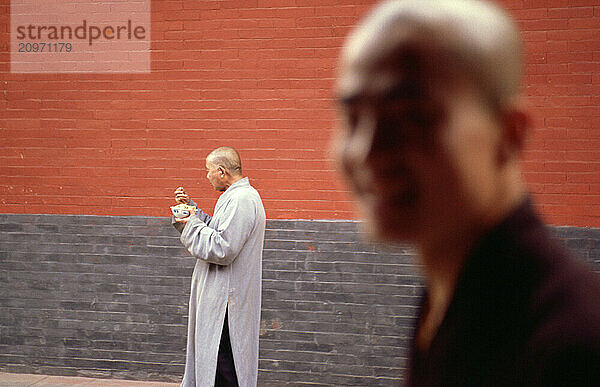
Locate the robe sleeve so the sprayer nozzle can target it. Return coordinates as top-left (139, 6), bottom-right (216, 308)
top-left (179, 196), bottom-right (255, 266)
top-left (188, 199), bottom-right (213, 225)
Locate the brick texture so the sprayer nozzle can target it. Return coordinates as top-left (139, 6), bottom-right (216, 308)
top-left (0, 214), bottom-right (598, 385)
top-left (0, 0), bottom-right (598, 226)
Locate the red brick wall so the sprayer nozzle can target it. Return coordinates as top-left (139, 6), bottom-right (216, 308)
top-left (0, 0), bottom-right (598, 226)
top-left (513, 1), bottom-right (600, 226)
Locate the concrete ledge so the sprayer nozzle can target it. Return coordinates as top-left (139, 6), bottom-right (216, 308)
top-left (0, 372), bottom-right (178, 387)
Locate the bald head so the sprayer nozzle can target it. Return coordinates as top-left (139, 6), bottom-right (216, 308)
top-left (339, 0), bottom-right (522, 110)
top-left (207, 146), bottom-right (242, 176)
top-left (334, 0), bottom-right (529, 245)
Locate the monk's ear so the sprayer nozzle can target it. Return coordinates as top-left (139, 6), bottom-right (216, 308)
top-left (496, 101), bottom-right (530, 166)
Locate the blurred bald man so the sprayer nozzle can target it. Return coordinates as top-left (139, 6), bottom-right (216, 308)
top-left (334, 0), bottom-right (600, 385)
top-left (173, 146), bottom-right (266, 387)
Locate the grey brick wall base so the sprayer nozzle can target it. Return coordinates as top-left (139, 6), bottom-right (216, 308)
top-left (0, 214), bottom-right (598, 385)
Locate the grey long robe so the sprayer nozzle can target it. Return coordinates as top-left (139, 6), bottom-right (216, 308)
top-left (176, 177), bottom-right (265, 387)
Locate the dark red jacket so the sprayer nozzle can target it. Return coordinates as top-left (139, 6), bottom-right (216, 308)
top-left (408, 200), bottom-right (600, 386)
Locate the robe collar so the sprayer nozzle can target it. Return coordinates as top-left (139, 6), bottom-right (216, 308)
top-left (226, 177), bottom-right (249, 192)
top-left (220, 177), bottom-right (249, 199)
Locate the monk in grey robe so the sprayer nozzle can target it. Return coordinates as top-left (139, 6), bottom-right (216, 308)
top-left (173, 147), bottom-right (266, 387)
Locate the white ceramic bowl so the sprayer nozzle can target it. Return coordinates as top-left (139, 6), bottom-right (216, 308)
top-left (171, 205), bottom-right (192, 218)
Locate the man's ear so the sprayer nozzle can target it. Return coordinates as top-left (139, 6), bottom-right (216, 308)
top-left (497, 102), bottom-right (530, 166)
top-left (218, 166), bottom-right (226, 177)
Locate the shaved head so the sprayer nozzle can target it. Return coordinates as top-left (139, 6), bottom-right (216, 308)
top-left (334, 0), bottom-right (530, 244)
top-left (339, 0), bottom-right (522, 110)
top-left (207, 146), bottom-right (242, 176)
